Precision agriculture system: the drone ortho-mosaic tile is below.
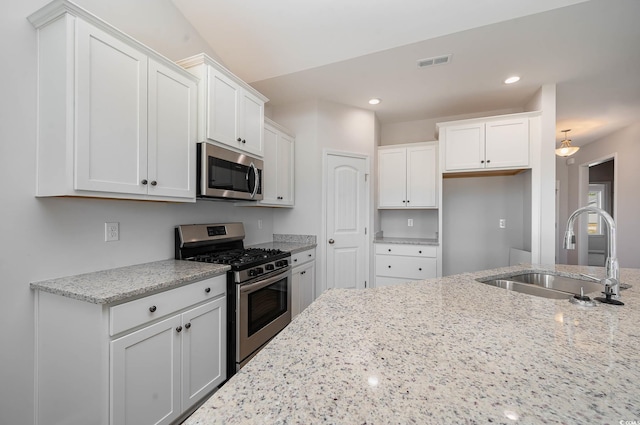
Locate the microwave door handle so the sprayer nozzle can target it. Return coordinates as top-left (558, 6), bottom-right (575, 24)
top-left (248, 162), bottom-right (259, 199)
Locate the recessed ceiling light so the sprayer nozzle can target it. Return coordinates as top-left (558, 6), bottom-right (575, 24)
top-left (504, 76), bottom-right (521, 84)
top-left (368, 98), bottom-right (381, 105)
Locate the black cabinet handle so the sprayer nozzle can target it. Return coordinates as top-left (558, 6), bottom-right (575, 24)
top-left (242, 139), bottom-right (246, 144)
top-left (184, 323), bottom-right (191, 329)
top-left (205, 287), bottom-right (211, 293)
top-left (141, 179), bottom-right (148, 185)
top-left (419, 268), bottom-right (422, 271)
top-left (388, 249), bottom-right (391, 252)
top-left (150, 181), bottom-right (157, 186)
top-left (176, 326), bottom-right (182, 333)
top-left (308, 254), bottom-right (312, 257)
top-left (149, 305), bottom-right (157, 313)
top-left (237, 138), bottom-right (242, 142)
top-left (481, 160), bottom-right (485, 164)
top-left (419, 250), bottom-right (422, 254)
top-left (486, 159), bottom-right (491, 163)
top-left (388, 265), bottom-right (391, 268)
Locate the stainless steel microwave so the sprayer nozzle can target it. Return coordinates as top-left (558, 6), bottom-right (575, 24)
top-left (197, 142), bottom-right (263, 201)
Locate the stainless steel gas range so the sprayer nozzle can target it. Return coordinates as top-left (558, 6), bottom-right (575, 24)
top-left (175, 222), bottom-right (291, 378)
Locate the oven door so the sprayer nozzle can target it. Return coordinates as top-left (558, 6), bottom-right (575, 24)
top-left (198, 142), bottom-right (263, 200)
top-left (237, 269), bottom-right (291, 363)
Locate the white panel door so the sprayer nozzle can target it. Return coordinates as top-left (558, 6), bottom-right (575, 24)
top-left (406, 145), bottom-right (437, 207)
top-left (261, 125), bottom-right (279, 204)
top-left (147, 59), bottom-right (197, 199)
top-left (378, 148), bottom-right (406, 207)
top-left (326, 154), bottom-right (368, 290)
top-left (110, 315), bottom-right (181, 425)
top-left (485, 118), bottom-right (529, 168)
top-left (443, 123), bottom-right (485, 171)
top-left (181, 298), bottom-right (226, 410)
top-left (277, 133), bottom-right (294, 204)
top-left (75, 19), bottom-right (147, 194)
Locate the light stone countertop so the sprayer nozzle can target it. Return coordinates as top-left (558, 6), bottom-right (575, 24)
top-left (374, 236), bottom-right (439, 245)
top-left (30, 259), bottom-right (229, 304)
top-left (185, 263), bottom-right (640, 424)
top-left (249, 241), bottom-right (317, 254)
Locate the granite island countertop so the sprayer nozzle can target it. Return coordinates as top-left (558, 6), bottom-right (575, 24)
top-left (186, 264), bottom-right (640, 424)
top-left (30, 259), bottom-right (229, 304)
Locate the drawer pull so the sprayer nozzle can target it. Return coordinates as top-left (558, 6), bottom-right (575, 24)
top-left (388, 265), bottom-right (391, 268)
top-left (149, 305), bottom-right (157, 313)
top-left (176, 326), bottom-right (183, 333)
top-left (419, 268), bottom-right (422, 271)
top-left (184, 323), bottom-right (191, 329)
top-left (419, 250), bottom-right (422, 254)
top-left (308, 254), bottom-right (312, 257)
top-left (294, 258), bottom-right (298, 262)
top-left (204, 287), bottom-right (211, 293)
top-left (388, 249), bottom-right (391, 252)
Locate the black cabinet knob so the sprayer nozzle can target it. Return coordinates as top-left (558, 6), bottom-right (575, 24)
top-left (141, 179), bottom-right (148, 185)
top-left (419, 250), bottom-right (422, 254)
top-left (388, 265), bottom-right (391, 268)
top-left (184, 323), bottom-right (191, 329)
top-left (481, 160), bottom-right (485, 164)
top-left (150, 180), bottom-right (157, 186)
top-left (388, 249), bottom-right (391, 252)
top-left (237, 138), bottom-right (242, 142)
top-left (419, 268), bottom-right (422, 271)
top-left (242, 139), bottom-right (246, 144)
top-left (205, 287), bottom-right (211, 293)
top-left (176, 326), bottom-right (182, 333)
top-left (149, 305), bottom-right (157, 313)
top-left (486, 159), bottom-right (491, 163)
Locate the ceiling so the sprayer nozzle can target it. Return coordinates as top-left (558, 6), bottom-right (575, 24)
top-left (173, 0), bottom-right (640, 146)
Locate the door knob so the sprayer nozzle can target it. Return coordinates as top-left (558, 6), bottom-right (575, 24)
top-left (328, 239), bottom-right (335, 244)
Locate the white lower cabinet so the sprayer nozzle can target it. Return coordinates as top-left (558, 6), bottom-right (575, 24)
top-left (35, 275), bottom-right (226, 425)
top-left (291, 248), bottom-right (316, 318)
top-left (374, 243), bottom-right (437, 287)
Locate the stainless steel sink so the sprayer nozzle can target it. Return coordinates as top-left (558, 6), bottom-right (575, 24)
top-left (478, 272), bottom-right (604, 299)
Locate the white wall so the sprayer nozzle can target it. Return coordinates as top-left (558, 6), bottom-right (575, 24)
top-left (271, 100), bottom-right (377, 295)
top-left (442, 174), bottom-right (528, 275)
top-left (0, 2), bottom-right (273, 424)
top-left (558, 121), bottom-right (640, 268)
top-left (379, 210), bottom-right (438, 239)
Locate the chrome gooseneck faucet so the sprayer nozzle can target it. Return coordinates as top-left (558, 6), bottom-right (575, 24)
top-left (564, 206), bottom-right (620, 300)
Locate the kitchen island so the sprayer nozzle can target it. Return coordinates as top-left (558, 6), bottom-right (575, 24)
top-left (185, 264), bottom-right (640, 424)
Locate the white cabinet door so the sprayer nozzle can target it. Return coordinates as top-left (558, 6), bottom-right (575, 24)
top-left (291, 261), bottom-right (315, 318)
top-left (239, 90), bottom-right (265, 156)
top-left (206, 68), bottom-right (239, 147)
top-left (75, 19), bottom-right (148, 195)
top-left (111, 315), bottom-right (182, 425)
top-left (148, 59), bottom-right (197, 199)
top-left (259, 121), bottom-right (294, 206)
top-left (181, 298), bottom-right (226, 410)
top-left (406, 145), bottom-right (437, 208)
top-left (261, 125), bottom-right (279, 204)
top-left (277, 133), bottom-right (295, 205)
top-left (443, 123), bottom-right (485, 171)
top-left (485, 118), bottom-right (529, 168)
top-left (378, 148), bottom-right (407, 207)
top-left (299, 261), bottom-right (315, 313)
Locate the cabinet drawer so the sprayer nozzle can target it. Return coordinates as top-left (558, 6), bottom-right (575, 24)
top-left (109, 275), bottom-right (226, 336)
top-left (291, 248), bottom-right (316, 267)
top-left (375, 243), bottom-right (436, 257)
top-left (375, 255), bottom-right (436, 280)
top-left (375, 276), bottom-right (414, 287)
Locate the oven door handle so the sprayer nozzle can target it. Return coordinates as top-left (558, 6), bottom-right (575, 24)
top-left (240, 268), bottom-right (290, 294)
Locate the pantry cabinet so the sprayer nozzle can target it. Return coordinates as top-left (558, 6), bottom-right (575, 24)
top-left (441, 116), bottom-right (529, 172)
top-left (374, 243), bottom-right (437, 287)
top-left (178, 54), bottom-right (269, 157)
top-left (378, 142), bottom-right (437, 208)
top-left (29, 2), bottom-right (198, 202)
top-left (260, 119), bottom-right (295, 207)
top-left (291, 247), bottom-right (316, 317)
top-left (34, 274), bottom-right (227, 425)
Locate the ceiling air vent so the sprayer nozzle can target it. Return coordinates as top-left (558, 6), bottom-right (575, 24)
top-left (417, 54), bottom-right (452, 68)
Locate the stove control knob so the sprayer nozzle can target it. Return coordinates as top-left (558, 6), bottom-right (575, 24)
top-left (265, 264), bottom-right (275, 271)
top-left (276, 259), bottom-right (289, 267)
top-left (256, 267), bottom-right (264, 275)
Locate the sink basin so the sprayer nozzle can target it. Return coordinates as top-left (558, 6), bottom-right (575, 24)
top-left (478, 272), bottom-right (604, 299)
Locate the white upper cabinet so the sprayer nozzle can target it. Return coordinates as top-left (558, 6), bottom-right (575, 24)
top-left (259, 119), bottom-right (295, 207)
top-left (29, 1), bottom-right (198, 202)
top-left (441, 115), bottom-right (530, 172)
top-left (178, 54), bottom-right (269, 157)
top-left (378, 142), bottom-right (437, 209)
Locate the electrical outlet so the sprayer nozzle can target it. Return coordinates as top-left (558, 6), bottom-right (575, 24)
top-left (258, 219), bottom-right (263, 230)
top-left (408, 219), bottom-right (414, 227)
top-left (499, 219), bottom-right (506, 229)
top-left (105, 222), bottom-right (119, 242)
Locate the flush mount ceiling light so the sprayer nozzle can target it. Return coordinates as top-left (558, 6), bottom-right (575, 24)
top-left (504, 76), bottom-right (520, 84)
top-left (555, 129), bottom-right (580, 157)
top-left (368, 98), bottom-right (381, 105)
